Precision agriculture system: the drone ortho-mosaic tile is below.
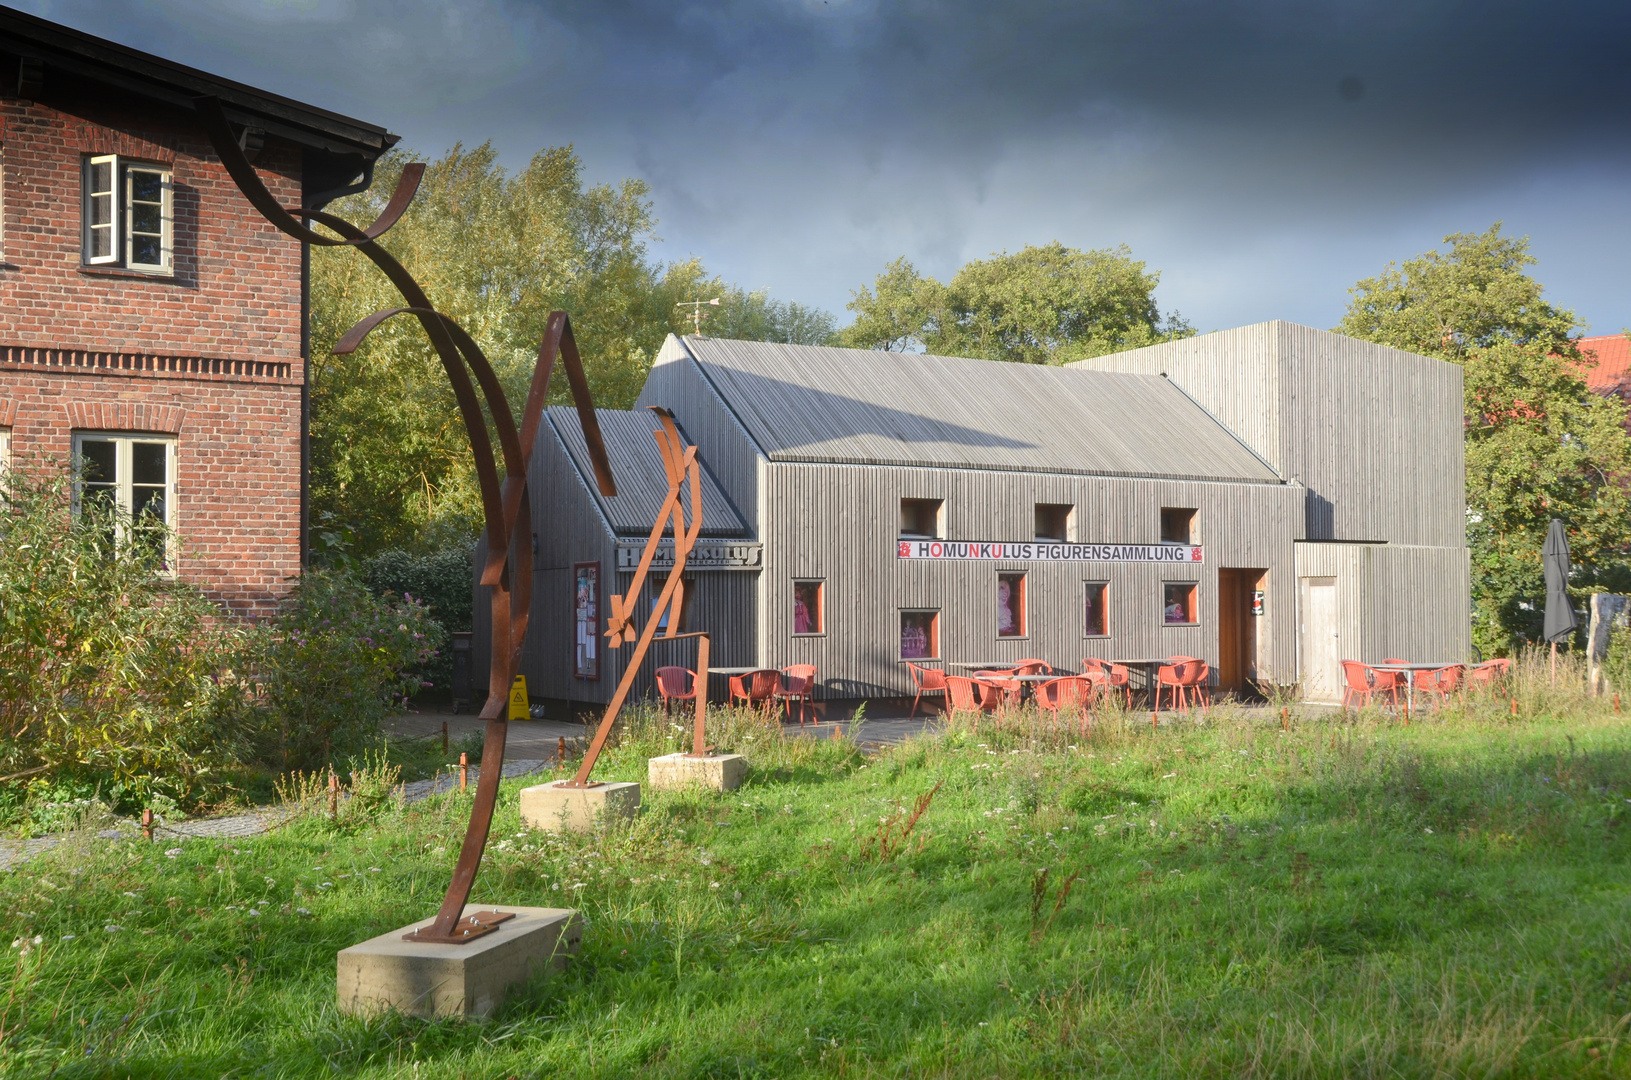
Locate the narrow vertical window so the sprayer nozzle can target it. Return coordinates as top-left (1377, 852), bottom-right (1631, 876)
top-left (126, 167), bottom-right (170, 270)
top-left (84, 155), bottom-right (119, 264)
top-left (900, 610), bottom-right (939, 660)
top-left (997, 571), bottom-right (1026, 637)
top-left (0, 428), bottom-right (11, 474)
top-left (1084, 582), bottom-right (1108, 637)
top-left (792, 580), bottom-right (824, 635)
top-left (650, 573), bottom-right (692, 632)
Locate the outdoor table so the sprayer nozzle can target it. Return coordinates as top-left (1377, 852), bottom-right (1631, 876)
top-left (1370, 662), bottom-right (1460, 714)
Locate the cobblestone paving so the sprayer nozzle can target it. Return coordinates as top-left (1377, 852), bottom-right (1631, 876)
top-left (0, 759), bottom-right (552, 873)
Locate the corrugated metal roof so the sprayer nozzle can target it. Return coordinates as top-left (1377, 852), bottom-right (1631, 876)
top-left (546, 407), bottom-right (750, 537)
top-left (678, 337), bottom-right (1281, 483)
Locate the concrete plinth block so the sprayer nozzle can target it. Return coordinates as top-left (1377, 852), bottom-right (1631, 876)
top-left (518, 780), bottom-right (641, 832)
top-left (336, 905), bottom-right (580, 1020)
top-left (647, 752), bottom-right (747, 792)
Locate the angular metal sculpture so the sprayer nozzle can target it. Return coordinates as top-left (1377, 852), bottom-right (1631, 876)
top-left (193, 96), bottom-right (617, 944)
top-left (564, 407), bottom-right (713, 786)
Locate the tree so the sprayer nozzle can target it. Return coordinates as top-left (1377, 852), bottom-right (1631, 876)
top-left (309, 145), bottom-right (833, 553)
top-left (1337, 224), bottom-right (1631, 654)
top-left (841, 243), bottom-right (1192, 362)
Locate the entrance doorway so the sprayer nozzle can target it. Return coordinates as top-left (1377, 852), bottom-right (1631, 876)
top-left (1300, 576), bottom-right (1339, 702)
top-left (1217, 568), bottom-right (1265, 696)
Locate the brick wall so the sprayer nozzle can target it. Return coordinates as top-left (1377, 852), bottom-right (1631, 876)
top-left (0, 91), bottom-right (307, 615)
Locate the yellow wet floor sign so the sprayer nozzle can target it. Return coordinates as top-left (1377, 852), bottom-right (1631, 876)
top-left (508, 675), bottom-right (529, 720)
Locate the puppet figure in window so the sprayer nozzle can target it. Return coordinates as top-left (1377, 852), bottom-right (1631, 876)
top-left (793, 581), bottom-right (821, 634)
top-left (1165, 599), bottom-right (1185, 623)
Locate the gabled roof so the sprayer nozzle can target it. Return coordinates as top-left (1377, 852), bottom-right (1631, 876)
top-left (673, 337), bottom-right (1281, 484)
top-left (547, 407), bottom-right (750, 538)
top-left (1578, 334), bottom-right (1631, 395)
top-left (0, 5), bottom-right (396, 159)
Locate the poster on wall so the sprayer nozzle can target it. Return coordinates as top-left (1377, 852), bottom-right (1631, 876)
top-left (573, 561), bottom-right (599, 680)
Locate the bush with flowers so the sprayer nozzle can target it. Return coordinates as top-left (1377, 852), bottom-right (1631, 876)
top-left (235, 567), bottom-right (447, 771)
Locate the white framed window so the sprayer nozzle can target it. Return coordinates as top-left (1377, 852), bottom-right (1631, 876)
top-left (72, 432), bottom-right (177, 570)
top-left (82, 156), bottom-right (172, 272)
top-left (0, 428), bottom-right (10, 475)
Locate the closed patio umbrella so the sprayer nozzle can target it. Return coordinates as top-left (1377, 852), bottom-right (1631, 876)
top-left (1542, 517), bottom-right (1577, 680)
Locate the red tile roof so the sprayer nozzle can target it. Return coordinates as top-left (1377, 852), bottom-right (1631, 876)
top-left (1577, 334), bottom-right (1631, 394)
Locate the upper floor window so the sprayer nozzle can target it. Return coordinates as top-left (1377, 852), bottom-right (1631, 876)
top-left (1035, 502), bottom-right (1073, 542)
top-left (1160, 507), bottom-right (1197, 545)
top-left (900, 498), bottom-right (943, 539)
top-left (83, 156), bottom-right (172, 273)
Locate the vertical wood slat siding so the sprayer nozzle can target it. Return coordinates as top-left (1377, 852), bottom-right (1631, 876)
top-left (1293, 542), bottom-right (1471, 676)
top-left (635, 338), bottom-right (761, 528)
top-left (758, 459), bottom-right (1302, 699)
top-left (1070, 321), bottom-right (1465, 550)
top-left (474, 415), bottom-right (761, 710)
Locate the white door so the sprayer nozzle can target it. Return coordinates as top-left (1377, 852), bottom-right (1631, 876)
top-left (1301, 577), bottom-right (1339, 703)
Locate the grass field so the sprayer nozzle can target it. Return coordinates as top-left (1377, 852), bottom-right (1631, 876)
top-left (4, 665), bottom-right (1631, 1078)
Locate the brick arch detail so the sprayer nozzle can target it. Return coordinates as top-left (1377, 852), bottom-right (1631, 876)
top-left (0, 400), bottom-right (14, 427)
top-left (64, 401), bottom-right (184, 434)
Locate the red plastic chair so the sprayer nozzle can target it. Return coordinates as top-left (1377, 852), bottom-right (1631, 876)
top-left (1414, 664), bottom-right (1465, 706)
top-left (1376, 659), bottom-right (1410, 699)
top-left (655, 666), bottom-right (697, 715)
top-left (906, 661), bottom-right (948, 719)
top-left (1185, 661), bottom-right (1212, 709)
top-left (945, 676), bottom-right (1000, 715)
top-left (974, 670), bottom-right (1023, 710)
top-left (1036, 676), bottom-right (1094, 730)
top-left (1155, 659), bottom-right (1200, 711)
top-left (729, 669), bottom-right (781, 710)
top-left (1468, 658), bottom-right (1511, 692)
top-left (1015, 658), bottom-right (1054, 675)
top-left (1340, 660), bottom-right (1400, 711)
top-left (775, 664), bottom-right (818, 725)
top-left (1082, 658), bottom-right (1131, 708)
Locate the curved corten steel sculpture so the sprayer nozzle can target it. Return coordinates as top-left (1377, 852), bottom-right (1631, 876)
top-left (193, 96), bottom-right (617, 944)
top-left (562, 408), bottom-right (713, 784)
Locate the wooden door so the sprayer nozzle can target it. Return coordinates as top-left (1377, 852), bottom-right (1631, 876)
top-left (1217, 569), bottom-right (1264, 695)
top-left (1301, 576), bottom-right (1339, 702)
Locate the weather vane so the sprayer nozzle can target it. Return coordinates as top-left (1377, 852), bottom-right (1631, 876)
top-left (675, 297), bottom-right (720, 336)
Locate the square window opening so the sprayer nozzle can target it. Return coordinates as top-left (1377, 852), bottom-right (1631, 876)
top-left (650, 574), bottom-right (694, 632)
top-left (1160, 507), bottom-right (1197, 545)
top-left (1035, 503), bottom-right (1073, 542)
top-left (1084, 582), bottom-right (1109, 637)
top-left (997, 571), bottom-right (1026, 637)
top-left (900, 498), bottom-right (943, 539)
top-left (793, 580), bottom-right (824, 635)
top-left (1163, 582), bottom-right (1199, 626)
top-left (900, 610), bottom-right (939, 660)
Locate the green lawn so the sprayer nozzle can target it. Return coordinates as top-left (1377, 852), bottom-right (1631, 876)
top-left (4, 694), bottom-right (1631, 1078)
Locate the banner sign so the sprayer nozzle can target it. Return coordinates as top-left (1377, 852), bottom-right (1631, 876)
top-left (616, 540), bottom-right (762, 571)
top-left (897, 540), bottom-right (1203, 564)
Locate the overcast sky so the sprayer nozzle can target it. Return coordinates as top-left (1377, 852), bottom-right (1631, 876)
top-left (28, 0), bottom-right (1631, 336)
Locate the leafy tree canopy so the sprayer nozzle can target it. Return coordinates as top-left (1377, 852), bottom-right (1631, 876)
top-left (840, 243), bottom-right (1192, 363)
top-left (1336, 224), bottom-right (1631, 654)
top-left (310, 144), bottom-right (832, 553)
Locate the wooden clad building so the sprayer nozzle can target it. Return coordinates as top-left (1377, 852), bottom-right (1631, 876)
top-left (478, 322), bottom-right (1468, 711)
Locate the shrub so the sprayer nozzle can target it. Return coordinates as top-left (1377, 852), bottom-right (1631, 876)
top-left (360, 545), bottom-right (473, 632)
top-left (235, 568), bottom-right (447, 771)
top-left (0, 463), bottom-right (244, 813)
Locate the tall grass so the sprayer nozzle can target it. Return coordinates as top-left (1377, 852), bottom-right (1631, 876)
top-left (4, 670), bottom-right (1631, 1077)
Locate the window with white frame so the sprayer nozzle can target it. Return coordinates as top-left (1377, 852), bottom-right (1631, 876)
top-left (83, 156), bottom-right (172, 272)
top-left (0, 428), bottom-right (10, 474)
top-left (73, 432), bottom-right (176, 568)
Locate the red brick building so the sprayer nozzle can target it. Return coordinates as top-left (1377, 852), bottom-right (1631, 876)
top-left (0, 10), bottom-right (395, 614)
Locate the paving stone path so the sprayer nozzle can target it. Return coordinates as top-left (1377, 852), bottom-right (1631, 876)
top-left (0, 758), bottom-right (553, 873)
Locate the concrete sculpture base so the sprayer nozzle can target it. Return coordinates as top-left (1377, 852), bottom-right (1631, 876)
top-left (648, 752), bottom-right (747, 792)
top-left (518, 780), bottom-right (641, 832)
top-left (336, 905), bottom-right (580, 1019)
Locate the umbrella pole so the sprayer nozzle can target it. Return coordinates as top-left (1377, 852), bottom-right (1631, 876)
top-left (1551, 641), bottom-right (1557, 684)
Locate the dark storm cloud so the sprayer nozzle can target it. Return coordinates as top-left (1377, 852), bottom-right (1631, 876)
top-left (21, 0), bottom-right (1631, 331)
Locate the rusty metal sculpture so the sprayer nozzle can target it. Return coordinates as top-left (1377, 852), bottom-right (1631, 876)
top-left (193, 96), bottom-right (617, 944)
top-left (562, 407), bottom-right (715, 786)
